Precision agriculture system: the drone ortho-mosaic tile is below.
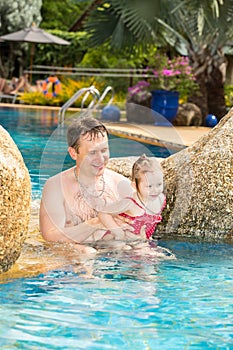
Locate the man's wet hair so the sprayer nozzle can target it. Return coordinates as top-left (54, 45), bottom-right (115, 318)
top-left (67, 117), bottom-right (108, 152)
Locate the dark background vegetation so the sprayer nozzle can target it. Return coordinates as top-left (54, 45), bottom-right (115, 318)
top-left (0, 0), bottom-right (233, 120)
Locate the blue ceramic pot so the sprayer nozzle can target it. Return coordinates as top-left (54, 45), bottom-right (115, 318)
top-left (151, 90), bottom-right (179, 125)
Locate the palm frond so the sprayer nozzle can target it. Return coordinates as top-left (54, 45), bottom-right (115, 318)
top-left (84, 0), bottom-right (163, 49)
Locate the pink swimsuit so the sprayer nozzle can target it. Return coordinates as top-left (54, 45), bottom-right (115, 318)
top-left (119, 197), bottom-right (166, 239)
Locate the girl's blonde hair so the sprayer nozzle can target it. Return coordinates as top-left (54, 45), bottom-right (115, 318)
top-left (132, 154), bottom-right (163, 189)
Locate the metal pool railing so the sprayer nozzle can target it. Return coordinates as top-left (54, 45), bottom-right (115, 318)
top-left (58, 85), bottom-right (100, 125)
top-left (58, 85), bottom-right (115, 126)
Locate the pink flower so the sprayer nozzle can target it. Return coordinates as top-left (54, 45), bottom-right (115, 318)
top-left (172, 70), bottom-right (181, 75)
top-left (152, 70), bottom-right (159, 77)
top-left (127, 53), bottom-right (197, 101)
top-left (162, 69), bottom-right (173, 76)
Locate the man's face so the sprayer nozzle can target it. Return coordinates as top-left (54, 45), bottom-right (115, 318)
top-left (75, 132), bottom-right (109, 176)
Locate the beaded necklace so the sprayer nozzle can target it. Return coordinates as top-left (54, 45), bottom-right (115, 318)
top-left (74, 167), bottom-right (105, 198)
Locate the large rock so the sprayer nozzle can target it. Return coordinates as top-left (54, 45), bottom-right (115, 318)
top-left (173, 102), bottom-right (202, 126)
top-left (158, 108), bottom-right (233, 240)
top-left (0, 126), bottom-right (31, 273)
top-left (107, 109), bottom-right (233, 241)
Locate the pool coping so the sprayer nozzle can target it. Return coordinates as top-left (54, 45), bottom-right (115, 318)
top-left (0, 102), bottom-right (211, 150)
top-left (104, 122), bottom-right (211, 150)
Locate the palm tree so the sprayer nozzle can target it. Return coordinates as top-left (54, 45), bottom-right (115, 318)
top-left (69, 0), bottom-right (103, 31)
top-left (162, 0), bottom-right (233, 119)
top-left (72, 0), bottom-right (233, 121)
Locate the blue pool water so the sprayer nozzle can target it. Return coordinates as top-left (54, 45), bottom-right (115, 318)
top-left (0, 106), bottom-right (176, 198)
top-left (1, 106), bottom-right (233, 349)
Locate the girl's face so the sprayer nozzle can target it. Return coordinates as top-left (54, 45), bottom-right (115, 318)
top-left (137, 171), bottom-right (163, 201)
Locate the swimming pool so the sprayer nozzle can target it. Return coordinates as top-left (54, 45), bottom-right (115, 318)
top-left (1, 106), bottom-right (233, 349)
top-left (0, 106), bottom-right (176, 198)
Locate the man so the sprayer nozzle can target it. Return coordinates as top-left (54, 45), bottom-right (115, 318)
top-left (39, 116), bottom-right (132, 252)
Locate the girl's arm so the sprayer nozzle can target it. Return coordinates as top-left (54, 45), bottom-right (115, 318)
top-left (98, 212), bottom-right (125, 240)
top-left (97, 197), bottom-right (134, 215)
top-left (97, 178), bottom-right (134, 215)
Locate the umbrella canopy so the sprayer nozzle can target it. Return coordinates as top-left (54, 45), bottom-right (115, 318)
top-left (0, 26), bottom-right (70, 45)
top-left (0, 25), bottom-right (70, 81)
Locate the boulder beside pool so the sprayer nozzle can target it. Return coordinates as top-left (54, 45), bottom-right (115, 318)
top-left (158, 108), bottom-right (232, 240)
top-left (0, 126), bottom-right (31, 273)
top-left (107, 108), bottom-right (233, 240)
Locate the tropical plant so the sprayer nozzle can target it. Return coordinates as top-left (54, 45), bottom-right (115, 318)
top-left (224, 84), bottom-right (233, 108)
top-left (19, 77), bottom-right (108, 107)
top-left (127, 80), bottom-right (151, 104)
top-left (40, 0), bottom-right (89, 30)
top-left (32, 30), bottom-right (89, 69)
top-left (74, 0), bottom-right (233, 121)
top-left (79, 43), bottom-right (139, 94)
top-left (144, 53), bottom-right (197, 99)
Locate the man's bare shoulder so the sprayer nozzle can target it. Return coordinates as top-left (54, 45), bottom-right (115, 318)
top-left (43, 167), bottom-right (74, 189)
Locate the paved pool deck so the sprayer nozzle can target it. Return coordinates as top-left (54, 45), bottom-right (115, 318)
top-left (104, 122), bottom-right (211, 151)
top-left (0, 103), bottom-right (211, 150)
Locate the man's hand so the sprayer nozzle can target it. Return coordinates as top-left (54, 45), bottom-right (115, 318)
top-left (110, 227), bottom-right (125, 240)
top-left (139, 225), bottom-right (147, 240)
top-left (114, 215), bottom-right (135, 233)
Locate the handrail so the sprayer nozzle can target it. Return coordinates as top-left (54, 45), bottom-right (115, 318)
top-left (81, 86), bottom-right (100, 111)
top-left (58, 86), bottom-right (100, 125)
top-left (94, 86), bottom-right (114, 110)
top-left (30, 65), bottom-right (147, 72)
top-left (24, 65), bottom-right (153, 78)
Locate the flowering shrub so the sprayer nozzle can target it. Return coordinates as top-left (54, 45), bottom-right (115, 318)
top-left (127, 80), bottom-right (152, 104)
top-left (128, 54), bottom-right (198, 103)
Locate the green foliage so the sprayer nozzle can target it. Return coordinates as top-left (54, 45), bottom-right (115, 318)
top-left (224, 85), bottom-right (233, 107)
top-left (19, 77), bottom-right (107, 107)
top-left (32, 30), bottom-right (89, 69)
top-left (84, 0), bottom-right (162, 49)
top-left (19, 76), bottom-right (127, 107)
top-left (40, 0), bottom-right (89, 30)
top-left (146, 53), bottom-right (198, 99)
top-left (0, 0), bottom-right (42, 33)
top-left (78, 0), bottom-right (233, 117)
top-left (79, 44), bottom-right (157, 94)
top-left (18, 92), bottom-right (61, 106)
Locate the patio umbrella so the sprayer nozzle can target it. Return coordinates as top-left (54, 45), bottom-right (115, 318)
top-left (0, 24), bottom-right (70, 80)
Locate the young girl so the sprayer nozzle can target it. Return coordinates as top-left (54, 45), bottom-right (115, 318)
top-left (97, 154), bottom-right (166, 244)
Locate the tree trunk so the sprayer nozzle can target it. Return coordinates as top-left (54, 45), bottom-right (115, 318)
top-left (69, 0), bottom-right (103, 32)
top-left (206, 65), bottom-right (227, 120)
top-left (188, 71), bottom-right (208, 124)
top-left (189, 65), bottom-right (227, 122)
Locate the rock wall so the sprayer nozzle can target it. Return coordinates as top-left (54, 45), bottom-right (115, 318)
top-left (0, 126), bottom-right (31, 272)
top-left (107, 108), bottom-right (233, 241)
top-left (159, 108), bottom-right (233, 240)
